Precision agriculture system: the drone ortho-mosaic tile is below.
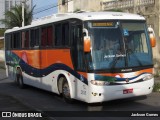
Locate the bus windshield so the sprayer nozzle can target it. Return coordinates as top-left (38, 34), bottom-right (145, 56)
top-left (85, 21), bottom-right (153, 71)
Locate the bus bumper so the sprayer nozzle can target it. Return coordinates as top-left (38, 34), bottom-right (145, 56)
top-left (87, 79), bottom-right (154, 103)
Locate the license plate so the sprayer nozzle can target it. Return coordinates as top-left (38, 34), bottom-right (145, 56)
top-left (123, 89), bottom-right (133, 94)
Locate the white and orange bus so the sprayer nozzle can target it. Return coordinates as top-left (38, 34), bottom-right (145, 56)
top-left (5, 12), bottom-right (155, 103)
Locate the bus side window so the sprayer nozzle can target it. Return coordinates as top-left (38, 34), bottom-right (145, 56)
top-left (47, 26), bottom-right (53, 47)
top-left (62, 23), bottom-right (69, 46)
top-left (41, 26), bottom-right (53, 48)
top-left (30, 28), bottom-right (39, 48)
top-left (22, 31), bottom-right (29, 49)
top-left (13, 32), bottom-right (20, 49)
top-left (5, 34), bottom-right (11, 50)
top-left (41, 27), bottom-right (47, 47)
top-left (55, 24), bottom-right (62, 47)
top-left (25, 31), bottom-right (29, 48)
top-left (21, 32), bottom-right (25, 48)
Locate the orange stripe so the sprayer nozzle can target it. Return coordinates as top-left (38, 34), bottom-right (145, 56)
top-left (78, 72), bottom-right (87, 78)
top-left (13, 49), bottom-right (74, 69)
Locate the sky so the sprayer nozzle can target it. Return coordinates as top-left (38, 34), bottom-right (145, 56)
top-left (32, 0), bottom-right (58, 19)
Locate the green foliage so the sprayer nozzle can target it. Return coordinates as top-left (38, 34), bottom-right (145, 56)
top-left (0, 62), bottom-right (5, 69)
top-left (74, 8), bottom-right (81, 13)
top-left (153, 83), bottom-right (160, 92)
top-left (0, 5), bottom-right (35, 29)
top-left (105, 9), bottom-right (124, 12)
top-left (0, 40), bottom-right (4, 49)
top-left (0, 29), bottom-right (5, 36)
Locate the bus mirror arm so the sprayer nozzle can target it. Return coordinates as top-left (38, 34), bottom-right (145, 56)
top-left (83, 28), bottom-right (91, 52)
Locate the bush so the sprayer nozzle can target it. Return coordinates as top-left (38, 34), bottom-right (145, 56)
top-left (153, 83), bottom-right (160, 92)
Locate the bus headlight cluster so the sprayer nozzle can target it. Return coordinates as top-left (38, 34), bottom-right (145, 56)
top-left (143, 74), bottom-right (153, 81)
top-left (90, 80), bottom-right (110, 86)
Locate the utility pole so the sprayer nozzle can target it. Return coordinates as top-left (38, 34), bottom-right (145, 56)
top-left (22, 0), bottom-right (26, 27)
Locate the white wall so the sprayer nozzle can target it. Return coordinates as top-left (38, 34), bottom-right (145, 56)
top-left (0, 50), bottom-right (4, 62)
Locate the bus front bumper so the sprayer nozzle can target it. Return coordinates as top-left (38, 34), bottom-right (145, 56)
top-left (87, 79), bottom-right (154, 103)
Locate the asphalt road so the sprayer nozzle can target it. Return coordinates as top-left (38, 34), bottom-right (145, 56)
top-left (0, 67), bottom-right (160, 120)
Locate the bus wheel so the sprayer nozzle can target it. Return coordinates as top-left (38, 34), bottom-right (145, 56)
top-left (62, 78), bottom-right (73, 103)
top-left (16, 69), bottom-right (25, 89)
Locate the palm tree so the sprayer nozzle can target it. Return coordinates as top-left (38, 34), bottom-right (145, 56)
top-left (0, 5), bottom-right (35, 29)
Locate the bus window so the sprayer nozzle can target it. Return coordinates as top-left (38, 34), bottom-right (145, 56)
top-left (22, 31), bottom-right (29, 49)
top-left (47, 26), bottom-right (53, 47)
top-left (30, 28), bottom-right (39, 48)
top-left (62, 23), bottom-right (69, 46)
top-left (25, 31), bottom-right (29, 48)
top-left (5, 34), bottom-right (11, 50)
top-left (71, 24), bottom-right (85, 71)
top-left (41, 27), bottom-right (47, 47)
top-left (13, 32), bottom-right (20, 49)
top-left (41, 26), bottom-right (53, 47)
top-left (55, 24), bottom-right (62, 46)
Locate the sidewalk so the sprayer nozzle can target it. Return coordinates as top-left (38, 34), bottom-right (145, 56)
top-left (0, 62), bottom-right (6, 80)
top-left (0, 61), bottom-right (5, 69)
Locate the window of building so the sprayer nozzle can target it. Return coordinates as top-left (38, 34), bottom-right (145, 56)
top-left (62, 0), bottom-right (66, 5)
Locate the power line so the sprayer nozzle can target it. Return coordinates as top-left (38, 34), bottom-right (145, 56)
top-left (33, 3), bottom-right (58, 15)
top-left (33, 0), bottom-right (73, 15)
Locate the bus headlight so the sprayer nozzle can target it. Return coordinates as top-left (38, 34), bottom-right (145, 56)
top-left (90, 80), bottom-right (110, 86)
top-left (143, 74), bottom-right (153, 81)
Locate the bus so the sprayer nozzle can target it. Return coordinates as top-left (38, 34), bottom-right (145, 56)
top-left (5, 12), bottom-right (156, 103)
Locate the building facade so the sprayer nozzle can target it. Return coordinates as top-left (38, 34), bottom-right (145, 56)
top-left (0, 0), bottom-right (32, 28)
top-left (58, 0), bottom-right (102, 13)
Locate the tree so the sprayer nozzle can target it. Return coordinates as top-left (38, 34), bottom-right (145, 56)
top-left (0, 5), bottom-right (35, 29)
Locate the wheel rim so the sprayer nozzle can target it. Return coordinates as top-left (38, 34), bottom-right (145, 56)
top-left (63, 82), bottom-right (70, 98)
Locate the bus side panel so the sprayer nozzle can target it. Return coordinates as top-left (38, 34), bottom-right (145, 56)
top-left (12, 49), bottom-right (75, 93)
top-left (13, 49), bottom-right (74, 70)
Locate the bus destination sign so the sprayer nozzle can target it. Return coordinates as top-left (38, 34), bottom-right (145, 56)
top-left (92, 22), bottom-right (115, 27)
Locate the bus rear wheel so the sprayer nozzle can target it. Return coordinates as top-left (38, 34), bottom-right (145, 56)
top-left (62, 78), bottom-right (73, 103)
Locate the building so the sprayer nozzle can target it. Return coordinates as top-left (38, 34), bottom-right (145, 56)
top-left (0, 0), bottom-right (32, 28)
top-left (58, 0), bottom-right (102, 13)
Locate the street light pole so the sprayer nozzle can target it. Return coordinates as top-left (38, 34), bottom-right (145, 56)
top-left (22, 0), bottom-right (25, 27)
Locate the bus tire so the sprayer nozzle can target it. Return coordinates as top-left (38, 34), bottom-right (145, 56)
top-left (16, 69), bottom-right (25, 89)
top-left (62, 78), bottom-right (73, 103)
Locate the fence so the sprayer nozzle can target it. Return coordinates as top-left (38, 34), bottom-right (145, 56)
top-left (103, 0), bottom-right (155, 10)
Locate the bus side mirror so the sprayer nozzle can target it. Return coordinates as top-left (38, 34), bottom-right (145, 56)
top-left (83, 28), bottom-right (91, 52)
top-left (84, 36), bottom-right (91, 52)
top-left (148, 27), bottom-right (156, 47)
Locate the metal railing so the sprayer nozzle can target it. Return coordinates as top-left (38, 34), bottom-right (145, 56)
top-left (103, 0), bottom-right (155, 10)
top-left (137, 0), bottom-right (155, 6)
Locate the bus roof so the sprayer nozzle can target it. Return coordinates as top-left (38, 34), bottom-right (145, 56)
top-left (5, 12), bottom-right (145, 33)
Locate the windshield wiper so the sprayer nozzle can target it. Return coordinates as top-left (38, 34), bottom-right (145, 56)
top-left (126, 48), bottom-right (143, 66)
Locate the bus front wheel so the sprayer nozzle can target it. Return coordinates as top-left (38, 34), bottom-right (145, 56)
top-left (62, 78), bottom-right (73, 103)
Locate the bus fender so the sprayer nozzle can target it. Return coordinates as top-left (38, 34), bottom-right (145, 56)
top-left (57, 72), bottom-right (74, 99)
